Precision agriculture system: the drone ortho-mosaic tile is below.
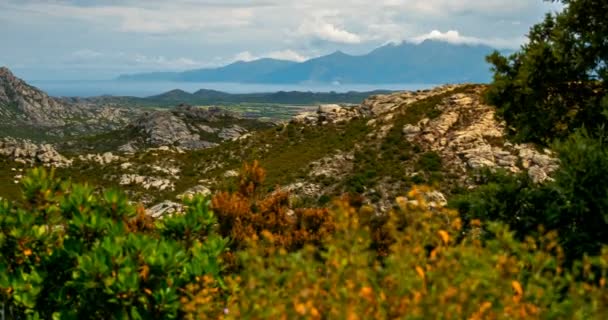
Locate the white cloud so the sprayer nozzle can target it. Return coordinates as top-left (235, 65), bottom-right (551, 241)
top-left (0, 0), bottom-right (562, 79)
top-left (266, 50), bottom-right (309, 62)
top-left (66, 50), bottom-right (208, 70)
top-left (232, 49), bottom-right (310, 62)
top-left (7, 2), bottom-right (254, 34)
top-left (410, 30), bottom-right (525, 49)
top-left (232, 51), bottom-right (256, 62)
top-left (296, 20), bottom-right (362, 44)
top-left (411, 30), bottom-right (482, 45)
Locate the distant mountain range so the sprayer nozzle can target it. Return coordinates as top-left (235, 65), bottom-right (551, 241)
top-left (119, 40), bottom-right (503, 84)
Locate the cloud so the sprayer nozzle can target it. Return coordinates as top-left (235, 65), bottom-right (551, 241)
top-left (232, 49), bottom-right (310, 62)
top-left (232, 51), bottom-right (256, 62)
top-left (266, 50), bottom-right (309, 62)
top-left (410, 30), bottom-right (524, 49)
top-left (66, 49), bottom-right (208, 70)
top-left (0, 0), bottom-right (562, 79)
top-left (411, 30), bottom-right (482, 45)
top-left (296, 20), bottom-right (362, 44)
top-left (4, 1), bottom-right (255, 34)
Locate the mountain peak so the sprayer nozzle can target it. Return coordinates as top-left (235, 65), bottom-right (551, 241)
top-left (0, 67), bottom-right (87, 127)
top-left (329, 50), bottom-right (348, 57)
top-left (0, 67), bottom-right (20, 85)
top-left (0, 66), bottom-right (13, 76)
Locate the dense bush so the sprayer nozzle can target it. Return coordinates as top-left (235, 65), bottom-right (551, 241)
top-left (452, 129), bottom-right (608, 261)
top-left (3, 165), bottom-right (608, 318)
top-left (475, 0), bottom-right (608, 264)
top-left (0, 168), bottom-right (227, 319)
top-left (486, 0), bottom-right (608, 143)
top-left (223, 188), bottom-right (608, 319)
top-left (212, 161), bottom-right (335, 252)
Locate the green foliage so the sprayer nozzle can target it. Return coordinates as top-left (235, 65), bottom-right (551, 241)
top-left (0, 168), bottom-right (227, 319)
top-left (486, 0), bottom-right (608, 143)
top-left (224, 192), bottom-right (608, 319)
top-left (452, 129), bottom-right (608, 261)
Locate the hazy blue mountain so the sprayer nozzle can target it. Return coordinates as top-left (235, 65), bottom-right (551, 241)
top-left (256, 41), bottom-right (499, 84)
top-left (119, 40), bottom-right (502, 84)
top-left (118, 58), bottom-right (295, 82)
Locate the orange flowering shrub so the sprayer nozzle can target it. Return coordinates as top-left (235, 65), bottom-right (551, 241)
top-left (220, 186), bottom-right (608, 319)
top-left (211, 161), bottom-right (335, 251)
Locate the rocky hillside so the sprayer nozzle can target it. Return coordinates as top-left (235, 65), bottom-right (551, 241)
top-left (0, 67), bottom-right (274, 156)
top-left (0, 67), bottom-right (140, 139)
top-left (115, 104), bottom-right (273, 152)
top-left (0, 83), bottom-right (559, 216)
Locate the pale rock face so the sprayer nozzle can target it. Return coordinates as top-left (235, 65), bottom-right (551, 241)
top-left (282, 182), bottom-right (322, 197)
top-left (218, 125), bottom-right (248, 141)
top-left (223, 170), bottom-right (239, 178)
top-left (308, 152), bottom-right (355, 178)
top-left (118, 142), bottom-right (138, 154)
top-left (401, 88), bottom-right (559, 184)
top-left (403, 124), bottom-right (421, 136)
top-left (133, 111), bottom-right (200, 147)
top-left (198, 125), bottom-right (217, 134)
top-left (292, 104), bottom-right (362, 125)
top-left (292, 112), bottom-right (318, 125)
top-left (177, 185), bottom-right (212, 200)
top-left (146, 201), bottom-right (184, 219)
top-left (0, 137), bottom-right (72, 167)
top-left (293, 85), bottom-right (463, 127)
top-left (425, 190), bottom-right (448, 208)
top-left (119, 174), bottom-right (174, 191)
top-left (79, 152), bottom-right (121, 165)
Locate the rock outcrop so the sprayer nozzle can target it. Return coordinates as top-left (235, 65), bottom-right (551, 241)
top-left (400, 89), bottom-right (558, 183)
top-left (177, 185), bottom-right (212, 200)
top-left (292, 104), bottom-right (362, 125)
top-left (293, 85), bottom-right (462, 126)
top-left (0, 138), bottom-right (72, 167)
top-left (0, 67), bottom-right (83, 126)
top-left (0, 67), bottom-right (139, 132)
top-left (360, 85), bottom-right (461, 116)
top-left (128, 105), bottom-right (257, 150)
top-left (132, 111), bottom-right (205, 148)
top-left (146, 201), bottom-right (183, 219)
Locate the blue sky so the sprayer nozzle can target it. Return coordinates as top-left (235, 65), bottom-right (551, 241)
top-left (0, 0), bottom-right (562, 80)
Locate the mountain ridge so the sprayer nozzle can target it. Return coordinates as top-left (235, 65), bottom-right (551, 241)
top-left (119, 40), bottom-right (503, 84)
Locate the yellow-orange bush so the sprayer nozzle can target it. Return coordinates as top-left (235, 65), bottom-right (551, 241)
top-left (211, 161), bottom-right (335, 251)
top-left (218, 185), bottom-right (608, 319)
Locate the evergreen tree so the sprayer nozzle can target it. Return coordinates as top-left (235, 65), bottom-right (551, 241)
top-left (486, 0), bottom-right (608, 143)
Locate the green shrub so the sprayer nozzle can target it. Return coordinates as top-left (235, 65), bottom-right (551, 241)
top-left (415, 151), bottom-right (442, 172)
top-left (452, 129), bottom-right (608, 261)
top-left (0, 168), bottom-right (227, 319)
top-left (223, 189), bottom-right (608, 319)
top-left (486, 0), bottom-right (608, 143)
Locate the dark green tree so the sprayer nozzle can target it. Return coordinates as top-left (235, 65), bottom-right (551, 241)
top-left (486, 0), bottom-right (608, 143)
top-left (453, 129), bottom-right (608, 262)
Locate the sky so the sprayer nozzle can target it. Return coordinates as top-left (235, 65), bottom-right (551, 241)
top-left (0, 0), bottom-right (562, 80)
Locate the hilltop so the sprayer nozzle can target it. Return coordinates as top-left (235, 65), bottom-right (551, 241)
top-left (0, 67), bottom-right (139, 140)
top-left (78, 88), bottom-right (394, 109)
